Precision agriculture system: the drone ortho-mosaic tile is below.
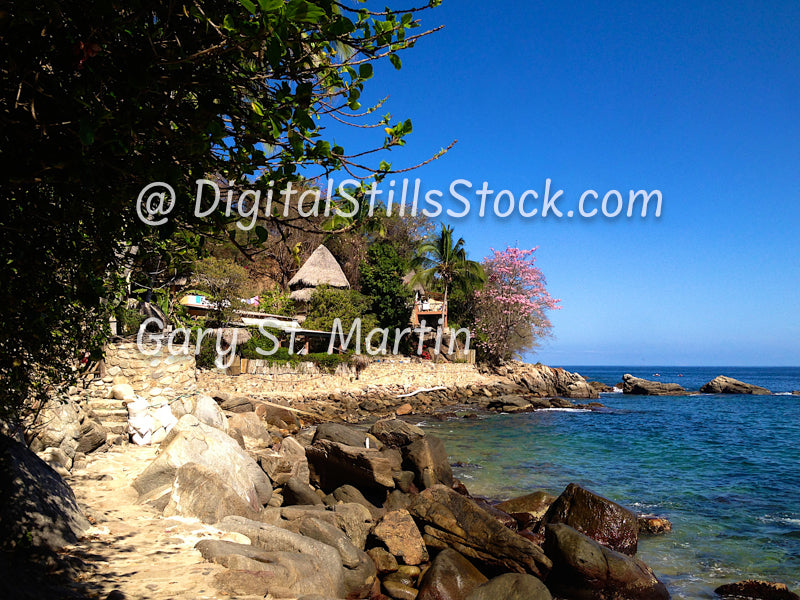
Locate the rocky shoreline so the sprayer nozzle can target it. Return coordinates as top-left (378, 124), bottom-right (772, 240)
top-left (2, 363), bottom-right (797, 600)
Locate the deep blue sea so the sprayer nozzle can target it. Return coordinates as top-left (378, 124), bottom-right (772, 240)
top-left (420, 366), bottom-right (800, 599)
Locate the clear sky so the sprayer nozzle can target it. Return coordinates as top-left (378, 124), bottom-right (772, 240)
top-left (335, 0), bottom-right (800, 366)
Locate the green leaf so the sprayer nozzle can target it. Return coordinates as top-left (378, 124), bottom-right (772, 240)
top-left (255, 226), bottom-right (269, 243)
top-left (358, 63), bottom-right (373, 79)
top-left (389, 53), bottom-right (402, 70)
top-left (257, 0), bottom-right (284, 11)
top-left (239, 0), bottom-right (257, 13)
top-left (223, 14), bottom-right (236, 30)
top-left (286, 0), bottom-right (326, 22)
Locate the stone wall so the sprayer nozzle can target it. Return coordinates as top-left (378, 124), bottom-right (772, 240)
top-left (103, 340), bottom-right (197, 402)
top-left (199, 359), bottom-right (485, 396)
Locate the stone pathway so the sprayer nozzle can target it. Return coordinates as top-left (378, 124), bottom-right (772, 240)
top-left (65, 445), bottom-right (256, 600)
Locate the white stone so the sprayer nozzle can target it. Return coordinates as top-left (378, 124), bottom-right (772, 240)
top-left (111, 383), bottom-right (135, 400)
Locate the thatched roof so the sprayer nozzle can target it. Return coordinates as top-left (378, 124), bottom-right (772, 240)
top-left (289, 288), bottom-right (315, 302)
top-left (288, 245), bottom-right (350, 291)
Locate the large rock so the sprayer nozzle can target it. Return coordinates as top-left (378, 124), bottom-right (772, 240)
top-left (417, 548), bottom-right (487, 600)
top-left (544, 523), bottom-right (669, 600)
top-left (622, 374), bottom-right (687, 396)
top-left (76, 419), bottom-right (107, 454)
top-left (372, 509), bottom-right (428, 566)
top-left (497, 491), bottom-right (556, 526)
top-left (196, 536), bottom-right (345, 598)
top-left (314, 422), bottom-right (373, 448)
top-left (700, 376), bottom-right (771, 395)
top-left (538, 483), bottom-right (638, 555)
top-left (191, 394), bottom-right (229, 432)
top-left (258, 436), bottom-right (310, 485)
top-left (330, 484), bottom-right (384, 519)
top-left (502, 362), bottom-right (599, 399)
top-left (402, 436), bottom-right (454, 490)
top-left (408, 485), bottom-right (552, 578)
top-left (465, 573), bottom-right (551, 600)
top-left (162, 462), bottom-right (260, 522)
top-left (283, 477), bottom-right (324, 506)
top-left (369, 418), bottom-right (425, 447)
top-left (0, 434), bottom-right (90, 550)
top-left (715, 580), bottom-right (800, 600)
top-left (307, 439), bottom-right (400, 494)
top-left (227, 411), bottom-right (272, 449)
top-left (133, 415), bottom-right (271, 509)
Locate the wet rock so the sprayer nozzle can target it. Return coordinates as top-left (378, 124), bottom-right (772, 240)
top-left (0, 433), bottom-right (90, 550)
top-left (402, 436), bottom-right (454, 490)
top-left (622, 374), bottom-right (687, 396)
top-left (496, 491), bottom-right (555, 525)
top-left (369, 418), bottom-right (425, 447)
top-left (544, 523), bottom-right (669, 600)
top-left (637, 515), bottom-right (673, 535)
top-left (473, 499), bottom-right (517, 529)
top-left (715, 580), bottom-right (800, 600)
top-left (162, 462), bottom-right (260, 523)
top-left (372, 509), bottom-right (428, 565)
top-left (538, 483), bottom-right (638, 555)
top-left (408, 485), bottom-right (552, 578)
top-left (700, 376), bottom-right (771, 395)
top-left (395, 403), bottom-right (414, 416)
top-left (383, 579), bottom-right (418, 600)
top-left (465, 573), bottom-right (551, 600)
top-left (416, 548), bottom-right (487, 600)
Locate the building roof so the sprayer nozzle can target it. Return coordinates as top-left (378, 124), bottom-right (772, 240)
top-left (288, 245), bottom-right (350, 291)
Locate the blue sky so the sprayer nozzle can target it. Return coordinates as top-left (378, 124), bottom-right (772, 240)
top-left (333, 1), bottom-right (800, 366)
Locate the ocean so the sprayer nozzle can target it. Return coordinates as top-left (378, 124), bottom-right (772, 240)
top-left (420, 366), bottom-right (800, 599)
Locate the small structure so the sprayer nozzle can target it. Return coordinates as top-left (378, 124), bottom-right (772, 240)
top-left (288, 244), bottom-right (350, 303)
top-left (403, 271), bottom-right (447, 328)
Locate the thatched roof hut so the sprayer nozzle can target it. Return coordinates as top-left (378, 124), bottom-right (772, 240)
top-left (402, 270), bottom-right (425, 294)
top-left (289, 245), bottom-right (350, 301)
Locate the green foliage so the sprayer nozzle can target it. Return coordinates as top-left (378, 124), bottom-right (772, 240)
top-left (256, 288), bottom-right (296, 316)
top-left (238, 329), bottom-right (351, 373)
top-left (304, 286), bottom-right (378, 333)
top-left (193, 256), bottom-right (254, 325)
top-left (115, 305), bottom-right (146, 337)
top-left (0, 0), bottom-right (442, 419)
top-left (360, 242), bottom-right (413, 333)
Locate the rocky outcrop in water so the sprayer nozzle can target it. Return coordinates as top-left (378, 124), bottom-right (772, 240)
top-left (492, 361), bottom-right (600, 399)
top-left (623, 374), bottom-right (688, 395)
top-left (715, 580), bottom-right (800, 600)
top-left (700, 375), bottom-right (771, 395)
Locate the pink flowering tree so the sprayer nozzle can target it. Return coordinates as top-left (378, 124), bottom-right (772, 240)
top-left (474, 246), bottom-right (560, 362)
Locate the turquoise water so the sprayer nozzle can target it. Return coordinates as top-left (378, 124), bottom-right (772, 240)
top-left (421, 367), bottom-right (800, 599)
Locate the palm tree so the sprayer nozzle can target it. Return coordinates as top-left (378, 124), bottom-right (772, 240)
top-left (411, 224), bottom-right (486, 326)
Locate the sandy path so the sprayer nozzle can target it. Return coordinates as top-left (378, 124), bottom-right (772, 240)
top-left (66, 445), bottom-right (252, 600)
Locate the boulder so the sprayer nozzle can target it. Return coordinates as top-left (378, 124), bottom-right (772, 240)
top-left (110, 383), bottom-right (135, 400)
top-left (76, 419), bottom-right (107, 454)
top-left (416, 548), bottom-right (487, 600)
top-left (162, 462), bottom-right (260, 523)
top-left (622, 374), bottom-right (687, 396)
top-left (258, 436), bottom-right (310, 485)
top-left (372, 510), bottom-right (428, 566)
top-left (212, 391), bottom-right (254, 413)
top-left (314, 422), bottom-right (372, 448)
top-left (330, 484), bottom-right (384, 519)
top-left (369, 418), bottom-right (425, 448)
top-left (465, 573), bottom-right (551, 600)
top-left (496, 491), bottom-right (555, 525)
top-left (227, 411), bottom-right (272, 448)
top-left (538, 483), bottom-right (638, 555)
top-left (307, 439), bottom-right (400, 494)
top-left (402, 436), bottom-right (454, 490)
top-left (133, 415), bottom-right (271, 509)
top-left (502, 362), bottom-right (599, 399)
top-left (544, 523), bottom-right (669, 600)
top-left (637, 515), bottom-right (673, 535)
top-left (196, 536), bottom-right (344, 598)
top-left (283, 477), bottom-right (324, 506)
top-left (289, 517), bottom-right (377, 599)
top-left (715, 580), bottom-right (800, 600)
top-left (368, 547), bottom-right (399, 574)
top-left (191, 394), bottom-right (228, 432)
top-left (700, 376), bottom-right (771, 395)
top-left (408, 485), bottom-right (552, 578)
top-left (255, 402), bottom-right (301, 431)
top-left (0, 434), bottom-right (90, 550)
